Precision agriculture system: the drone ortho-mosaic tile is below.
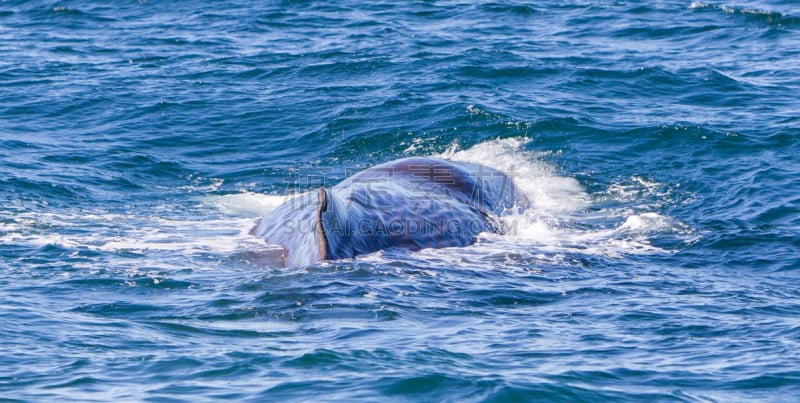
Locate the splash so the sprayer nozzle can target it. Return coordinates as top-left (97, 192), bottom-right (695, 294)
top-left (434, 138), bottom-right (692, 260)
top-left (1, 139), bottom-right (692, 269)
top-left (437, 137), bottom-right (589, 216)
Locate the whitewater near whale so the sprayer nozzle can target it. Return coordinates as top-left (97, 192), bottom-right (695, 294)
top-left (250, 157), bottom-right (529, 267)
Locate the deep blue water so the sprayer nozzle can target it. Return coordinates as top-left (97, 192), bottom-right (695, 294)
top-left (2, 0), bottom-right (800, 401)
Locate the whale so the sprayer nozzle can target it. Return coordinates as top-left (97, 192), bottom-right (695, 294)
top-left (250, 157), bottom-right (529, 267)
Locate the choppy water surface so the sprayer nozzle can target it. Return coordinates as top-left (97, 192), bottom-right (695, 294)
top-left (2, 1), bottom-right (799, 401)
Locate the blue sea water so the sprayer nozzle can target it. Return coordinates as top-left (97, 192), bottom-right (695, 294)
top-left (2, 0), bottom-right (800, 401)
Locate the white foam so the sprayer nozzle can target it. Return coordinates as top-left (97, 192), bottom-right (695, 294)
top-left (721, 5), bottom-right (781, 17)
top-left (618, 212), bottom-right (677, 234)
top-left (204, 192), bottom-right (289, 217)
top-left (433, 138), bottom-right (691, 259)
top-left (688, 2), bottom-right (709, 10)
top-left (1, 138), bottom-right (692, 268)
top-left (3, 210), bottom-right (260, 258)
top-left (437, 137), bottom-right (590, 217)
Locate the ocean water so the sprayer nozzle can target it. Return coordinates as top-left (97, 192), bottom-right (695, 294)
top-left (1, 0), bottom-right (799, 401)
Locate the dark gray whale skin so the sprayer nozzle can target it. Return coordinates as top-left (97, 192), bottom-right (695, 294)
top-left (251, 157), bottom-right (529, 267)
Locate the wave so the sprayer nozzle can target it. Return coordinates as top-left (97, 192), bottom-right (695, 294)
top-left (689, 2), bottom-right (800, 28)
top-left (1, 137), bottom-right (692, 270)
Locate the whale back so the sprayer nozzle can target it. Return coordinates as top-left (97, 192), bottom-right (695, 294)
top-left (252, 157), bottom-right (529, 266)
top-left (249, 189), bottom-right (326, 267)
top-left (333, 157), bottom-right (528, 216)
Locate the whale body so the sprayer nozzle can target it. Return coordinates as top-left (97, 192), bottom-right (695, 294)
top-left (250, 157), bottom-right (529, 267)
